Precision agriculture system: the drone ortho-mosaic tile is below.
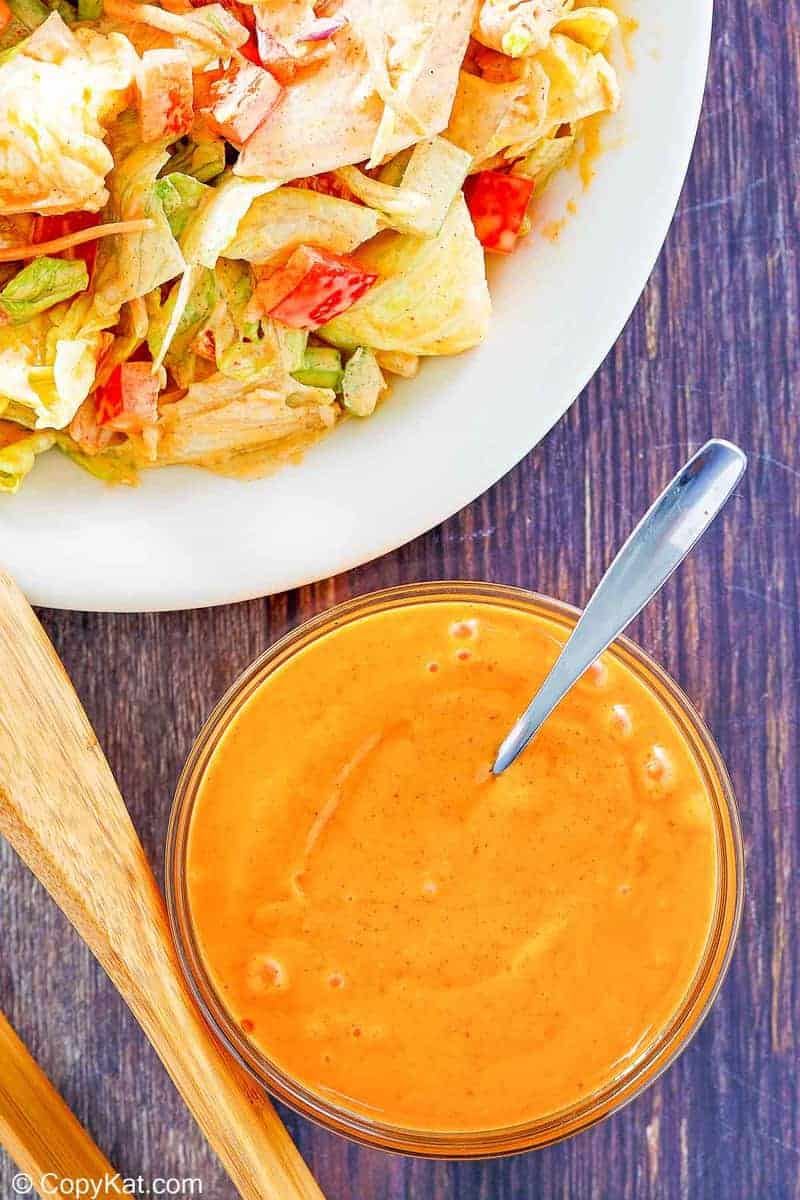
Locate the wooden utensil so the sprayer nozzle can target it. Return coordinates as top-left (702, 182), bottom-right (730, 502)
top-left (0, 574), bottom-right (324, 1200)
top-left (0, 1010), bottom-right (126, 1198)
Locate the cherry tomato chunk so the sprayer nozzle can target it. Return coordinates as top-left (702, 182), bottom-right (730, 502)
top-left (199, 60), bottom-right (282, 147)
top-left (464, 171), bottom-right (534, 254)
top-left (255, 246), bottom-right (378, 330)
top-left (137, 49), bottom-right (194, 143)
top-left (96, 364), bottom-right (159, 429)
top-left (32, 212), bottom-right (100, 275)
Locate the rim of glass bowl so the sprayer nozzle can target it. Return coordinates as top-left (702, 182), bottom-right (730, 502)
top-left (165, 582), bottom-right (744, 1160)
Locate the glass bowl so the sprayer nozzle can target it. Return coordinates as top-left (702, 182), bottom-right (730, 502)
top-left (166, 582), bottom-right (743, 1159)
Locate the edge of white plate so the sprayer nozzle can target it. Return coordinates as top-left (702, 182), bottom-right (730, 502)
top-left (5, 1), bottom-right (713, 611)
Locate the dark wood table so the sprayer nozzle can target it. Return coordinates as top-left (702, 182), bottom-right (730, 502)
top-left (2, 1), bottom-right (797, 1196)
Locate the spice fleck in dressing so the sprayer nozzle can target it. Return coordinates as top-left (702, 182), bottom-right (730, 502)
top-left (186, 600), bottom-right (718, 1132)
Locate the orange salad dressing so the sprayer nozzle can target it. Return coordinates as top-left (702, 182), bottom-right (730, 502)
top-left (186, 599), bottom-right (719, 1132)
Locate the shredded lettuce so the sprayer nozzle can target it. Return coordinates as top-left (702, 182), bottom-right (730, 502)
top-left (512, 129), bottom-right (575, 189)
top-left (155, 369), bottom-right (337, 468)
top-left (180, 173), bottom-right (278, 270)
top-left (338, 137), bottom-right (471, 238)
top-left (215, 258), bottom-right (258, 339)
top-left (0, 427), bottom-right (55, 491)
top-left (154, 173), bottom-right (210, 239)
top-left (0, 257), bottom-right (88, 324)
top-left (446, 71), bottom-right (525, 164)
top-left (93, 139), bottom-right (185, 315)
top-left (0, 293), bottom-right (110, 429)
top-left (103, 0), bottom-right (248, 68)
top-left (147, 267), bottom-right (216, 385)
top-left (224, 187), bottom-right (383, 266)
top-left (553, 7), bottom-right (618, 53)
top-left (321, 194), bottom-right (491, 356)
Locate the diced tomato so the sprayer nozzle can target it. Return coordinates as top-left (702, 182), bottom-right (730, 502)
top-left (96, 363), bottom-right (160, 431)
top-left (464, 171), bottom-right (534, 254)
top-left (0, 0), bottom-right (11, 34)
top-left (199, 59), bottom-right (282, 147)
top-left (192, 67), bottom-right (224, 110)
top-left (254, 245), bottom-right (378, 330)
top-left (32, 212), bottom-right (100, 275)
top-left (137, 49), bottom-right (194, 143)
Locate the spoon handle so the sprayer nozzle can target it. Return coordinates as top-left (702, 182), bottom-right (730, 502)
top-left (0, 574), bottom-right (324, 1200)
top-left (493, 439), bottom-right (747, 774)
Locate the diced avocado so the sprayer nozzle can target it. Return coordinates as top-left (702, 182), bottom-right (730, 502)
top-left (8, 0), bottom-right (49, 28)
top-left (292, 346), bottom-right (343, 391)
top-left (48, 0), bottom-right (77, 23)
top-left (77, 0), bottom-right (102, 19)
top-left (277, 326), bottom-right (308, 373)
top-left (342, 347), bottom-right (385, 417)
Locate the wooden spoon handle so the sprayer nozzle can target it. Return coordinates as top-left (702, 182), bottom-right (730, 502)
top-left (0, 574), bottom-right (324, 1200)
top-left (0, 1011), bottom-right (126, 1198)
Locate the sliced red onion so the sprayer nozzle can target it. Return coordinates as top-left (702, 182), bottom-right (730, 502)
top-left (255, 24), bottom-right (292, 65)
top-left (297, 13), bottom-right (348, 42)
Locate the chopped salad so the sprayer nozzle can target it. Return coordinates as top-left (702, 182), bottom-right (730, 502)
top-left (0, 0), bottom-right (620, 491)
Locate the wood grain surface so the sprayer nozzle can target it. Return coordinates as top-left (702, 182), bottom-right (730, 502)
top-left (1, 0), bottom-right (798, 1196)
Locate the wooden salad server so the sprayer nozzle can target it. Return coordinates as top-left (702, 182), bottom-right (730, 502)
top-left (0, 574), bottom-right (324, 1200)
top-left (0, 1010), bottom-right (126, 1198)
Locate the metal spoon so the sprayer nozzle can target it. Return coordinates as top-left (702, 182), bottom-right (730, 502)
top-left (492, 439), bottom-right (747, 775)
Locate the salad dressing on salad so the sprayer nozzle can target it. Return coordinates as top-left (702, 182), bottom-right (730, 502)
top-left (186, 598), bottom-right (719, 1131)
top-left (0, 0), bottom-right (621, 492)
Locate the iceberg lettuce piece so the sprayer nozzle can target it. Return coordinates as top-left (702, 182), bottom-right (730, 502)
top-left (337, 137), bottom-right (472, 238)
top-left (0, 256), bottom-right (88, 324)
top-left (553, 7), bottom-right (618, 53)
top-left (93, 140), bottom-right (185, 315)
top-left (0, 427), bottom-right (55, 492)
top-left (155, 369), bottom-right (337, 468)
top-left (147, 266), bottom-right (216, 383)
top-left (224, 187), bottom-right (383, 266)
top-left (511, 129), bottom-right (575, 190)
top-left (180, 173), bottom-right (279, 270)
top-left (320, 194), bottom-right (490, 356)
top-left (0, 22), bottom-right (138, 215)
top-left (0, 296), bottom-right (109, 429)
top-left (154, 173), bottom-right (209, 239)
top-left (445, 71), bottom-right (525, 164)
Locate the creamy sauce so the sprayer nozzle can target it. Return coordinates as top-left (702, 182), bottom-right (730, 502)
top-left (186, 600), bottom-right (718, 1132)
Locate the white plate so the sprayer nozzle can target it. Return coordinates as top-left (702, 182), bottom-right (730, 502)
top-left (1, 1), bottom-right (711, 612)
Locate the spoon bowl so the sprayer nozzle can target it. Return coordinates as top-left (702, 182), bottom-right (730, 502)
top-left (493, 439), bottom-right (747, 774)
